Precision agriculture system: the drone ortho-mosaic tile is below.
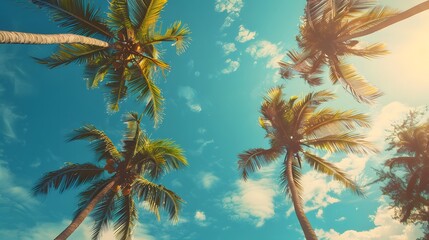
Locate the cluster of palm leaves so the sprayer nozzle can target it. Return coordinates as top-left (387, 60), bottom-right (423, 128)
top-left (34, 113), bottom-right (187, 239)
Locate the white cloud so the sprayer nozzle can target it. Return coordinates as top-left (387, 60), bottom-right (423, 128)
top-left (223, 176), bottom-right (277, 227)
top-left (0, 161), bottom-right (38, 209)
top-left (222, 58), bottom-right (240, 74)
top-left (194, 211), bottom-right (206, 221)
top-left (197, 128), bottom-right (207, 134)
top-left (316, 209), bottom-right (324, 219)
top-left (335, 217), bottom-right (346, 222)
top-left (246, 41), bottom-right (285, 68)
top-left (193, 139), bottom-right (214, 155)
top-left (223, 42), bottom-right (237, 55)
top-left (178, 86), bottom-right (202, 113)
top-left (0, 104), bottom-right (25, 140)
top-left (201, 172), bottom-right (219, 189)
top-left (316, 200), bottom-right (424, 240)
top-left (236, 25), bottom-right (256, 43)
top-left (214, 0), bottom-right (244, 28)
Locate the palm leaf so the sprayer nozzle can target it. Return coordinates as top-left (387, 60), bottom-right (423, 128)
top-left (304, 133), bottom-right (377, 154)
top-left (303, 109), bottom-right (370, 137)
top-left (105, 67), bottom-right (128, 112)
top-left (345, 6), bottom-right (398, 36)
top-left (129, 0), bottom-right (151, 27)
top-left (31, 0), bottom-right (112, 38)
top-left (84, 62), bottom-right (111, 88)
top-left (68, 125), bottom-right (121, 161)
top-left (91, 186), bottom-right (117, 240)
top-left (148, 21), bottom-right (191, 54)
top-left (385, 156), bottom-right (416, 169)
top-left (136, 0), bottom-right (168, 39)
top-left (345, 42), bottom-right (389, 59)
top-left (114, 194), bottom-right (137, 240)
top-left (107, 0), bottom-right (134, 33)
top-left (34, 43), bottom-right (108, 68)
top-left (329, 57), bottom-right (382, 104)
top-left (133, 177), bottom-right (184, 222)
top-left (238, 147), bottom-right (282, 180)
top-left (281, 157), bottom-right (303, 202)
top-left (303, 151), bottom-right (364, 195)
top-left (33, 163), bottom-right (104, 194)
top-left (128, 61), bottom-right (164, 125)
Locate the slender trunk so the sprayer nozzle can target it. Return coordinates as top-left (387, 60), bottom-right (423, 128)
top-left (339, 0), bottom-right (429, 42)
top-left (54, 179), bottom-right (117, 240)
top-left (286, 154), bottom-right (318, 240)
top-left (0, 31), bottom-right (109, 47)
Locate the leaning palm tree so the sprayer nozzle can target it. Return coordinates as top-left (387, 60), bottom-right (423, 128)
top-left (0, 0), bottom-right (190, 124)
top-left (238, 87), bottom-right (376, 240)
top-left (280, 0), bottom-right (429, 104)
top-left (33, 112), bottom-right (188, 240)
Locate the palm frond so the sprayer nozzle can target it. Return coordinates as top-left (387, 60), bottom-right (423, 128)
top-left (345, 6), bottom-right (398, 37)
top-left (303, 109), bottom-right (370, 137)
top-left (114, 195), bottom-right (137, 240)
top-left (329, 57), bottom-right (382, 104)
top-left (134, 139), bottom-right (188, 178)
top-left (148, 21), bottom-right (191, 54)
top-left (128, 0), bottom-right (151, 28)
top-left (107, 0), bottom-right (134, 33)
top-left (91, 186), bottom-right (117, 240)
top-left (133, 177), bottom-right (184, 222)
top-left (238, 147), bottom-right (281, 180)
top-left (385, 156), bottom-right (416, 169)
top-left (303, 151), bottom-right (364, 195)
top-left (68, 125), bottom-right (121, 161)
top-left (304, 133), bottom-right (378, 154)
top-left (31, 0), bottom-right (112, 38)
top-left (291, 90), bottom-right (336, 130)
top-left (345, 42), bottom-right (389, 59)
top-left (33, 163), bottom-right (104, 195)
top-left (34, 43), bottom-right (108, 68)
top-left (105, 67), bottom-right (128, 112)
top-left (136, 0), bottom-right (168, 39)
top-left (122, 112), bottom-right (143, 159)
top-left (280, 156), bottom-right (303, 201)
top-left (128, 61), bottom-right (164, 125)
top-left (84, 62), bottom-right (111, 88)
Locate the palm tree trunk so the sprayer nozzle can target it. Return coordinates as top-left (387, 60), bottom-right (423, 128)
top-left (54, 179), bottom-right (117, 240)
top-left (0, 31), bottom-right (109, 47)
top-left (286, 154), bottom-right (318, 240)
top-left (340, 0), bottom-right (429, 41)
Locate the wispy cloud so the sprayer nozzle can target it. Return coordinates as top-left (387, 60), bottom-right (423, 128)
top-left (200, 172), bottom-right (219, 189)
top-left (222, 42), bottom-right (237, 55)
top-left (236, 25), bottom-right (256, 43)
top-left (246, 40), bottom-right (285, 69)
top-left (0, 104), bottom-right (25, 140)
top-left (222, 58), bottom-right (240, 74)
top-left (178, 86), bottom-right (202, 112)
top-left (315, 199), bottom-right (424, 240)
top-left (193, 139), bottom-right (214, 155)
top-left (223, 165), bottom-right (278, 227)
top-left (0, 51), bottom-right (33, 96)
top-left (214, 0), bottom-right (244, 28)
top-left (316, 209), bottom-right (324, 219)
top-left (335, 217), bottom-right (346, 222)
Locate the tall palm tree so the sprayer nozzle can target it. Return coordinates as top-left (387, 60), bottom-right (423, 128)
top-left (33, 112), bottom-right (188, 240)
top-left (0, 0), bottom-right (190, 124)
top-left (237, 87), bottom-right (376, 240)
top-left (280, 0), bottom-right (429, 104)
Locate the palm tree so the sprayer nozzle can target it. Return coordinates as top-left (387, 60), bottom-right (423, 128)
top-left (33, 112), bottom-right (188, 240)
top-left (0, 0), bottom-right (190, 124)
top-left (237, 87), bottom-right (376, 240)
top-left (377, 113), bottom-right (429, 224)
top-left (280, 0), bottom-right (429, 104)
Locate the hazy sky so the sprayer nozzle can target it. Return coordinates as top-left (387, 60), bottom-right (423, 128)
top-left (0, 0), bottom-right (428, 239)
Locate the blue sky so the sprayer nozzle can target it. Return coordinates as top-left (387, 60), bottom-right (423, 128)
top-left (0, 0), bottom-right (428, 239)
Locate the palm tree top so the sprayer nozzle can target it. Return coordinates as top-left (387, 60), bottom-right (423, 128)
top-left (29, 0), bottom-right (191, 125)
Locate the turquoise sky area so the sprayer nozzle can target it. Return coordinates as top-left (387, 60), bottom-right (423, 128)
top-left (0, 0), bottom-right (428, 239)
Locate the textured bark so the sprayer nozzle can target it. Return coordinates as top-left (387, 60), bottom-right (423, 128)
top-left (286, 154), bottom-right (318, 240)
top-left (0, 31), bottom-right (109, 47)
top-left (54, 179), bottom-right (116, 240)
top-left (339, 0), bottom-right (429, 41)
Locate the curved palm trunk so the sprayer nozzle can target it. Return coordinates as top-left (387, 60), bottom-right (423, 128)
top-left (340, 0), bottom-right (429, 41)
top-left (286, 154), bottom-right (318, 240)
top-left (0, 31), bottom-right (109, 47)
top-left (54, 179), bottom-right (117, 240)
